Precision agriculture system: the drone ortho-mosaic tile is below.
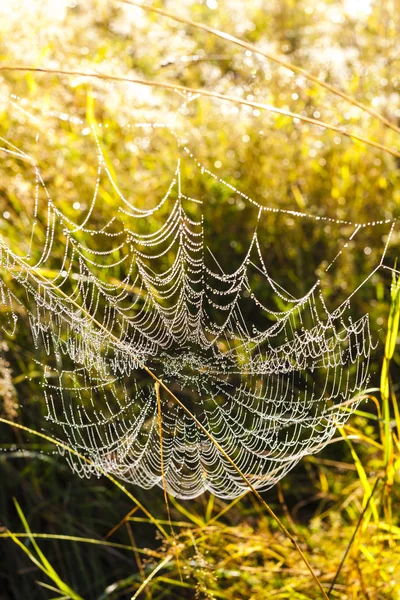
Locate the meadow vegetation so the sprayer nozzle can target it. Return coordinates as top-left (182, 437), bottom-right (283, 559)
top-left (1, 0), bottom-right (400, 598)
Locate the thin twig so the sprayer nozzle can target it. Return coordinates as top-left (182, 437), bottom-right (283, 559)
top-left (104, 506), bottom-right (139, 540)
top-left (123, 0), bottom-right (400, 135)
top-left (1, 65), bottom-right (399, 160)
top-left (131, 554), bottom-right (173, 600)
top-left (327, 476), bottom-right (381, 596)
top-left (125, 522), bottom-right (152, 600)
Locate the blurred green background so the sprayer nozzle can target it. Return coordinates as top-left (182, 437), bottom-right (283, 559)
top-left (1, 0), bottom-right (400, 598)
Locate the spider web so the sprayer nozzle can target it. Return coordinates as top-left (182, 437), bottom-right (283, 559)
top-left (0, 95), bottom-right (395, 499)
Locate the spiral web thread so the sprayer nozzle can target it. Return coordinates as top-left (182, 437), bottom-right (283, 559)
top-left (0, 96), bottom-right (395, 499)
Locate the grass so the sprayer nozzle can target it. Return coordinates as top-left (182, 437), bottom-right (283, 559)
top-left (1, 1), bottom-right (400, 598)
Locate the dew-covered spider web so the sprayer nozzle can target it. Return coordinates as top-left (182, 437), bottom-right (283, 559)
top-left (0, 92), bottom-right (396, 499)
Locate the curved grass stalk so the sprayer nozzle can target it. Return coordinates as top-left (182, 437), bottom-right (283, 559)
top-left (6, 526), bottom-right (84, 600)
top-left (0, 532), bottom-right (160, 556)
top-left (131, 554), bottom-right (173, 600)
top-left (0, 241), bottom-right (329, 599)
top-left (123, 0), bottom-right (400, 136)
top-left (12, 498), bottom-right (84, 600)
top-left (1, 65), bottom-right (399, 161)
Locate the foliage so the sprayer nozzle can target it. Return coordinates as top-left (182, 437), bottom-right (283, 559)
top-left (1, 0), bottom-right (400, 598)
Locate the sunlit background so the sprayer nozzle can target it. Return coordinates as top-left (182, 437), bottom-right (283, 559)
top-left (1, 1), bottom-right (400, 598)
